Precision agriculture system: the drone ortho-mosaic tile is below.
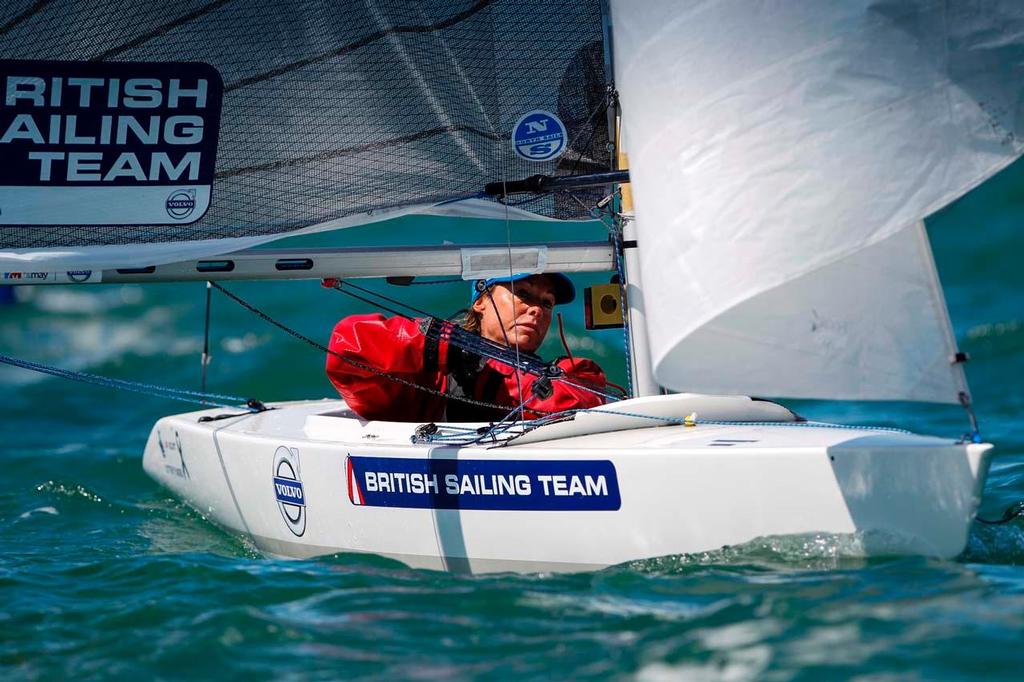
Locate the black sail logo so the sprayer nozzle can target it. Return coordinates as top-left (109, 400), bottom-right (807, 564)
top-left (273, 446), bottom-right (306, 537)
top-left (0, 59), bottom-right (223, 226)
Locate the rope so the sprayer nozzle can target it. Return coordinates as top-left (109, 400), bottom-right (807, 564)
top-left (486, 286), bottom-right (525, 421)
top-left (0, 353), bottom-right (255, 410)
top-left (328, 278), bottom-right (622, 401)
top-left (977, 501), bottom-right (1024, 525)
top-left (327, 279), bottom-right (553, 376)
top-left (582, 406), bottom-right (912, 433)
top-left (201, 280), bottom-right (213, 393)
top-left (498, 129), bottom-right (526, 422)
top-left (419, 405), bottom-right (915, 448)
top-left (210, 282), bottom-right (525, 414)
top-left (611, 226), bottom-right (634, 399)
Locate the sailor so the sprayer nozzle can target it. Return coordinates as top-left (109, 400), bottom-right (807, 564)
top-left (326, 273), bottom-right (607, 422)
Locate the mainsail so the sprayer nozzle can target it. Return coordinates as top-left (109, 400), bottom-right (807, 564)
top-left (611, 0), bottom-right (1024, 404)
top-left (0, 0), bottom-right (610, 269)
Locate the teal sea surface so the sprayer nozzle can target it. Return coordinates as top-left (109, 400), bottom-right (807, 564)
top-left (2, 160), bottom-right (1024, 680)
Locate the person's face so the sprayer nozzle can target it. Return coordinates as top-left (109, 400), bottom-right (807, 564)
top-left (472, 275), bottom-right (557, 354)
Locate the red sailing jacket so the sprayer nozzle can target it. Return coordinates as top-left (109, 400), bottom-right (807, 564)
top-left (326, 314), bottom-right (607, 422)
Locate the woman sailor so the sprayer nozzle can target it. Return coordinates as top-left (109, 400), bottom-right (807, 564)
top-left (326, 273), bottom-right (607, 422)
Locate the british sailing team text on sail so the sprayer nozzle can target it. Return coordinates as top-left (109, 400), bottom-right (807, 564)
top-left (1, 75), bottom-right (210, 182)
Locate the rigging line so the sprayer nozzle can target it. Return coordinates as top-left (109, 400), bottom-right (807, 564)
top-left (215, 125), bottom-right (504, 179)
top-left (556, 312), bottom-right (574, 363)
top-left (977, 501), bottom-right (1024, 525)
top-left (492, 408), bottom-right (915, 447)
top-left (334, 279), bottom-right (437, 321)
top-left (328, 280), bottom-right (550, 375)
top-left (89, 0), bottom-right (233, 61)
top-left (611, 216), bottom-right (634, 398)
top-left (224, 0), bottom-right (496, 92)
top-left (201, 281), bottom-right (213, 393)
top-left (328, 280), bottom-right (513, 363)
top-left (486, 286), bottom-right (525, 420)
top-left (554, 375), bottom-right (624, 402)
top-left (0, 0), bottom-right (49, 37)
top-left (0, 353), bottom-right (251, 409)
top-left (565, 94), bottom-right (611, 177)
top-left (209, 282), bottom-right (529, 414)
top-left (498, 143), bottom-right (526, 422)
top-left (442, 395), bottom-right (536, 446)
top-left (582, 198), bottom-right (635, 397)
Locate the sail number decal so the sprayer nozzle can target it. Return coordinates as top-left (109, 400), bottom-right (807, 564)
top-left (346, 456), bottom-right (620, 511)
top-left (0, 60), bottom-right (223, 226)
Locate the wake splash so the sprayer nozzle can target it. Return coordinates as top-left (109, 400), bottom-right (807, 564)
top-left (620, 521), bottom-right (1024, 575)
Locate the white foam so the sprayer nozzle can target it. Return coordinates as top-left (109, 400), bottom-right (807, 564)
top-left (18, 506), bottom-right (58, 519)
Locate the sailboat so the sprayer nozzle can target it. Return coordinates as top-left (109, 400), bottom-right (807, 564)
top-left (3, 1), bottom-right (1022, 573)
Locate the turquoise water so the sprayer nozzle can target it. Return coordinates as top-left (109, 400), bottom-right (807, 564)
top-left (2, 163), bottom-right (1024, 680)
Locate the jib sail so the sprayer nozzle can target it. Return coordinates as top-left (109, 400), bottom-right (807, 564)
top-left (612, 0), bottom-right (1024, 403)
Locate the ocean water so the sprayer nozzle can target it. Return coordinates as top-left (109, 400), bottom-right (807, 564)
top-left (2, 162), bottom-right (1024, 680)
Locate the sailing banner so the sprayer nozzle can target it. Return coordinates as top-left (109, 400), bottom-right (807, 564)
top-left (0, 60), bottom-right (222, 226)
top-left (346, 456), bottom-right (621, 511)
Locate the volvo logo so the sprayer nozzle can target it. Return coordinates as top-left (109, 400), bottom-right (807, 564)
top-left (165, 189), bottom-right (197, 220)
top-left (273, 446), bottom-right (306, 536)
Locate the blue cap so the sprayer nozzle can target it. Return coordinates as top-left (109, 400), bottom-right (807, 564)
top-left (471, 272), bottom-right (575, 305)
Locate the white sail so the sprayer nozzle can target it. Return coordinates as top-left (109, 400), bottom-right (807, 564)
top-left (610, 0), bottom-right (1024, 403)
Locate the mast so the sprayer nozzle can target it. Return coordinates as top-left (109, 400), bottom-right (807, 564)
top-left (602, 0), bottom-right (660, 397)
top-left (615, 125), bottom-right (660, 397)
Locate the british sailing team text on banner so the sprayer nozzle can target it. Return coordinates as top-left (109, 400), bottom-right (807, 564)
top-left (0, 61), bottom-right (223, 226)
top-left (346, 456), bottom-right (621, 511)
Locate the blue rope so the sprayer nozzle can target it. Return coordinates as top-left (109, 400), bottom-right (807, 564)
top-left (0, 353), bottom-right (253, 410)
top-left (574, 405), bottom-right (912, 434)
top-left (412, 394), bottom-right (539, 445)
top-left (418, 404), bottom-right (914, 447)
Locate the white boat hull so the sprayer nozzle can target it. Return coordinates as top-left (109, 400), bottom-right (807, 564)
top-left (142, 396), bottom-right (992, 573)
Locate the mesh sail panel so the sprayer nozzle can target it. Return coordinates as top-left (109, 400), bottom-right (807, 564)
top-left (0, 0), bottom-right (609, 250)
